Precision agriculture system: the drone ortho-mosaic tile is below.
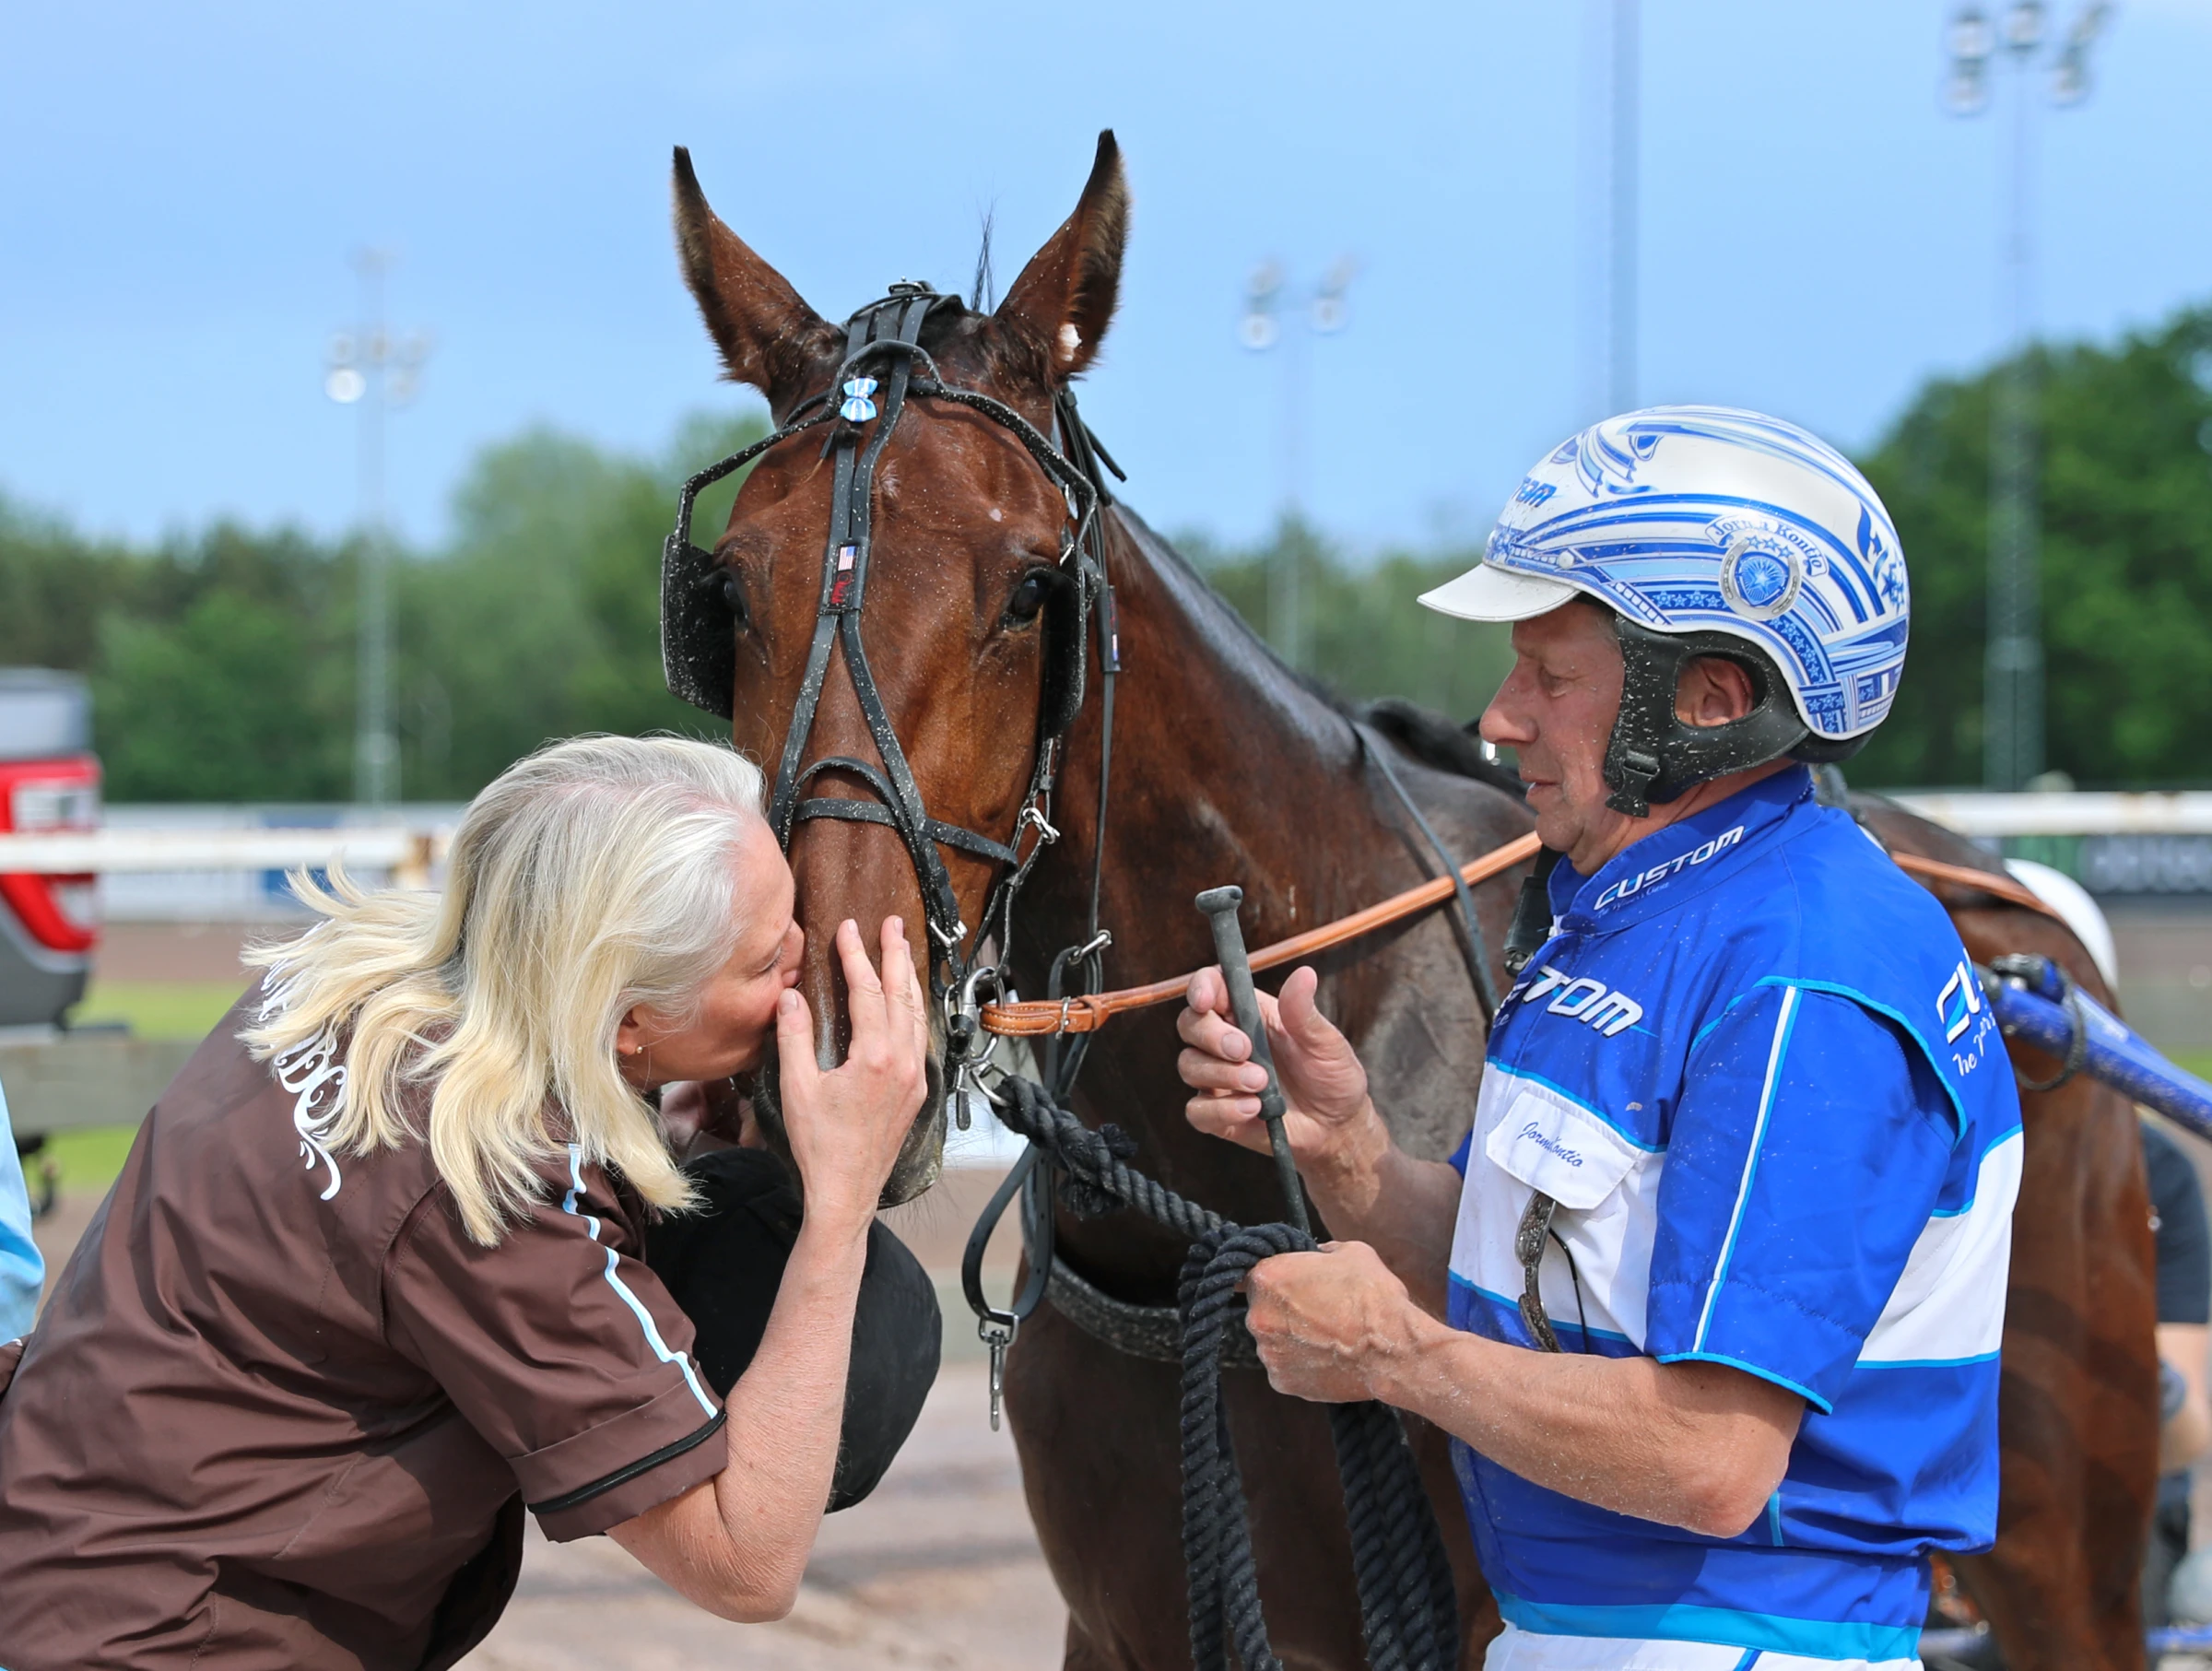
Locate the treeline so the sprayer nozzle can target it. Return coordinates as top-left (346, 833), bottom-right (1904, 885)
top-left (7, 301), bottom-right (2212, 800)
top-left (0, 413), bottom-right (764, 802)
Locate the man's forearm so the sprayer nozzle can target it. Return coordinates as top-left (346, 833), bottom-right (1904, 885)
top-left (1304, 1105), bottom-right (1462, 1315)
top-left (1364, 1311), bottom-right (1800, 1537)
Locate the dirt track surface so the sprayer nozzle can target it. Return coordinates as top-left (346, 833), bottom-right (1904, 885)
top-left (458, 1361), bottom-right (1066, 1670)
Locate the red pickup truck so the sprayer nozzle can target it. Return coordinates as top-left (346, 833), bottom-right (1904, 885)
top-left (0, 670), bottom-right (100, 1032)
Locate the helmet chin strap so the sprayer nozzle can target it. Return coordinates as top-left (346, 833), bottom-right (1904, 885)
top-left (1601, 617), bottom-right (1862, 818)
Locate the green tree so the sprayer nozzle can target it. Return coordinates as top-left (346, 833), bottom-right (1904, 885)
top-left (88, 524), bottom-right (353, 801)
top-left (0, 495), bottom-right (135, 673)
top-left (1181, 514), bottom-right (1516, 723)
top-left (402, 409), bottom-right (766, 799)
top-left (1853, 307), bottom-right (2212, 789)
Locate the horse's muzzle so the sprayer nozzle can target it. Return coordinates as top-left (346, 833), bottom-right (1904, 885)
top-left (746, 1018), bottom-right (949, 1209)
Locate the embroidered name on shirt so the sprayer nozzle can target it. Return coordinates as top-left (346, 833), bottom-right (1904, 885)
top-left (1520, 965), bottom-right (1646, 1037)
top-left (1516, 1120), bottom-right (1584, 1166)
top-left (1593, 823), bottom-right (1746, 911)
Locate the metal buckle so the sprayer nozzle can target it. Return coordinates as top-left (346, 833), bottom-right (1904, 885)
top-left (946, 966), bottom-right (1010, 1131)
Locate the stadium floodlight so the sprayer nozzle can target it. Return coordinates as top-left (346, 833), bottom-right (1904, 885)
top-left (1943, 3), bottom-right (2114, 790)
top-left (1239, 262), bottom-right (1283, 352)
top-left (325, 253), bottom-right (432, 809)
top-left (1234, 256), bottom-right (1359, 670)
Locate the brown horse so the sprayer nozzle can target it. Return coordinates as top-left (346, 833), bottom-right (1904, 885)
top-left (1855, 805), bottom-right (2158, 1671)
top-left (667, 133), bottom-right (2157, 1670)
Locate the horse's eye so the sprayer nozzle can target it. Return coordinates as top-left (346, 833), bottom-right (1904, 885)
top-left (719, 569), bottom-right (750, 630)
top-left (1005, 571), bottom-right (1053, 626)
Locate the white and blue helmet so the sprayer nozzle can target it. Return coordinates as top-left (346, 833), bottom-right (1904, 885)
top-left (1423, 406), bottom-right (1910, 811)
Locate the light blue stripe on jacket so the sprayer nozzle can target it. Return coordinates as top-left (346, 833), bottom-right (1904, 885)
top-left (0, 1077), bottom-right (45, 1341)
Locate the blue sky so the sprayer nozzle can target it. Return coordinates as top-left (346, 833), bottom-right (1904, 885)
top-left (4, 0), bottom-right (2208, 556)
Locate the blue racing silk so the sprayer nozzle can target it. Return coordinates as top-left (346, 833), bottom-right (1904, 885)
top-left (0, 1076), bottom-right (43, 1341)
top-left (1443, 765), bottom-right (2022, 1666)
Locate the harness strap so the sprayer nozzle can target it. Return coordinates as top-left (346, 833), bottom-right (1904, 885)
top-left (1355, 723), bottom-right (1500, 1023)
top-left (794, 797), bottom-right (1020, 865)
top-left (1888, 850), bottom-right (2065, 921)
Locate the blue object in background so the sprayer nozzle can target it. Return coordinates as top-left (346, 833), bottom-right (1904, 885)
top-left (0, 1077), bottom-right (43, 1340)
top-left (1983, 959), bottom-right (2212, 1139)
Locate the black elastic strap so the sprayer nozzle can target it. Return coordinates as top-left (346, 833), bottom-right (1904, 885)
top-left (1502, 847), bottom-right (1565, 976)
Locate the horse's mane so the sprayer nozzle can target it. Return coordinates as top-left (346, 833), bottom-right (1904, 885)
top-left (1108, 503), bottom-right (1527, 801)
top-left (1354, 697), bottom-right (1528, 799)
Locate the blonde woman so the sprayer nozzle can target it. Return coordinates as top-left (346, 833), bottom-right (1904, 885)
top-left (0, 735), bottom-right (934, 1671)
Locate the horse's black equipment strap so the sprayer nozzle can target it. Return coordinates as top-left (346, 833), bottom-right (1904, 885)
top-left (729, 286), bottom-right (1106, 994)
top-left (959, 1142), bottom-right (1054, 1330)
top-left (665, 282), bottom-right (1132, 1344)
top-left (1355, 722), bottom-right (1500, 1022)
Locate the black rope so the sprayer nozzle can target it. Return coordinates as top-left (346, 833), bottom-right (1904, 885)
top-left (994, 1079), bottom-right (1460, 1671)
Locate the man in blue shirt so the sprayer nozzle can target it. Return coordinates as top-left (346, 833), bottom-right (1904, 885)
top-left (1, 1077), bottom-right (45, 1343)
top-left (1180, 408), bottom-right (2018, 1669)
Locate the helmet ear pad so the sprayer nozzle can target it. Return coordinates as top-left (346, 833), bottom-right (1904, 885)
top-left (1602, 617), bottom-right (1830, 817)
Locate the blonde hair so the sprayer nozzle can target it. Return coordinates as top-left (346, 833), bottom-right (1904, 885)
top-left (242, 734), bottom-right (769, 1244)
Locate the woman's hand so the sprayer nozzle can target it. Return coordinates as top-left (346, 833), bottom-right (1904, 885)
top-left (774, 916), bottom-right (929, 1232)
top-left (1177, 963), bottom-right (1379, 1175)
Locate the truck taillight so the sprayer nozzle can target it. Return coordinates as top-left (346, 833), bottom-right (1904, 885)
top-left (0, 758), bottom-right (102, 956)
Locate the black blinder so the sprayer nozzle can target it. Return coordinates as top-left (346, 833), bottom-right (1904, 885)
top-left (661, 533), bottom-right (739, 722)
top-left (1040, 567), bottom-right (1089, 742)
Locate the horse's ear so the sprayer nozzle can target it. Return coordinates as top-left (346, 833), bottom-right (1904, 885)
top-left (994, 130), bottom-right (1129, 382)
top-left (672, 147), bottom-right (841, 409)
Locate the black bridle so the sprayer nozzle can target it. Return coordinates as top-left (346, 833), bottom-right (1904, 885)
top-left (661, 280), bottom-right (1123, 1084)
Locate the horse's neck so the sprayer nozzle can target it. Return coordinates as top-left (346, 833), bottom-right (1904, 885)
top-left (1020, 508), bottom-right (1380, 991)
top-left (1008, 508), bottom-right (1494, 1264)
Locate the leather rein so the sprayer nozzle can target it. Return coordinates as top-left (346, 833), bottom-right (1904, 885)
top-left (973, 831), bottom-right (2064, 1042)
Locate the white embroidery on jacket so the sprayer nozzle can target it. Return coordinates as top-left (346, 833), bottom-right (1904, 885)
top-left (271, 1028), bottom-right (347, 1202)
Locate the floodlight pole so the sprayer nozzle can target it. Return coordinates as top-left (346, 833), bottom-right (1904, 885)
top-left (1608, 0), bottom-right (1640, 415)
top-left (1947, 2), bottom-right (2109, 790)
top-left (353, 252), bottom-right (394, 810)
top-left (326, 254), bottom-right (430, 809)
top-left (1988, 41), bottom-right (2041, 794)
top-left (1238, 259), bottom-right (1356, 672)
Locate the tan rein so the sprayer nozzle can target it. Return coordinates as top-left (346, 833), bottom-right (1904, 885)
top-left (976, 832), bottom-right (2063, 1040)
top-left (979, 832), bottom-right (1543, 1037)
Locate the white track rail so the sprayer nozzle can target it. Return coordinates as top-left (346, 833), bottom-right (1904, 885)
top-left (0, 795), bottom-right (2206, 877)
top-left (1887, 792), bottom-right (2212, 837)
top-left (0, 825), bottom-right (448, 878)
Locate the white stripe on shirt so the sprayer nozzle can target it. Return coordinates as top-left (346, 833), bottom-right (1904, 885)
top-left (563, 1144), bottom-right (716, 1417)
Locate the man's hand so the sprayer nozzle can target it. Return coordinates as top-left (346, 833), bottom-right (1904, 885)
top-left (776, 917), bottom-right (929, 1232)
top-left (1178, 964), bottom-right (1377, 1173)
top-left (1242, 1241), bottom-right (1431, 1405)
